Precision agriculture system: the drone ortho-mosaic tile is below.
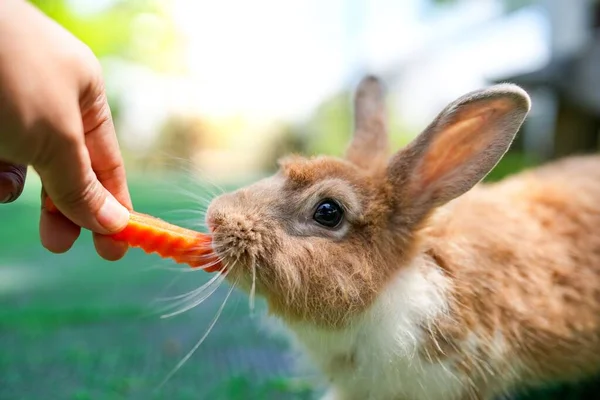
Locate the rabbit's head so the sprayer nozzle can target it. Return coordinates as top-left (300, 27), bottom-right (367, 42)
top-left (206, 76), bottom-right (530, 328)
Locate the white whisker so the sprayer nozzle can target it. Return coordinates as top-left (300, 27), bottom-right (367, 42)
top-left (160, 209), bottom-right (208, 220)
top-left (160, 265), bottom-right (231, 318)
top-left (249, 260), bottom-right (257, 315)
top-left (155, 270), bottom-right (225, 303)
top-left (136, 262), bottom-right (184, 273)
top-left (154, 279), bottom-right (237, 391)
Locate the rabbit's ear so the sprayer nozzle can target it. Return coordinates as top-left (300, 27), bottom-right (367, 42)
top-left (389, 84), bottom-right (530, 217)
top-left (345, 75), bottom-right (389, 171)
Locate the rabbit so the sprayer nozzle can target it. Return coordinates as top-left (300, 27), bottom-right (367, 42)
top-left (205, 75), bottom-right (600, 400)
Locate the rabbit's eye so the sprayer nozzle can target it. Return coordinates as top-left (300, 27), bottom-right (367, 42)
top-left (313, 199), bottom-right (344, 228)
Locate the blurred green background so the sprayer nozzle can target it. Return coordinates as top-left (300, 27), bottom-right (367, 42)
top-left (2, 0), bottom-right (600, 399)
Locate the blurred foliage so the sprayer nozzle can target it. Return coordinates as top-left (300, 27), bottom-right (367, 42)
top-left (303, 92), bottom-right (353, 157)
top-left (485, 152), bottom-right (539, 182)
top-left (430, 0), bottom-right (459, 6)
top-left (143, 114), bottom-right (209, 171)
top-left (29, 0), bottom-right (184, 73)
top-left (260, 124), bottom-right (309, 172)
top-left (430, 0), bottom-right (535, 12)
top-left (301, 90), bottom-right (416, 159)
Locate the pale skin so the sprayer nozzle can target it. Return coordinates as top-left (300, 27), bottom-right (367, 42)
top-left (0, 0), bottom-right (131, 260)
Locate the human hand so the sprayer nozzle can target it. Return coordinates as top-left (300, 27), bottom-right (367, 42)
top-left (0, 0), bottom-right (131, 261)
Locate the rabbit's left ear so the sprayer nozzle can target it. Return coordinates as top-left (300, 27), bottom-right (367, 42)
top-left (388, 84), bottom-right (531, 214)
top-left (345, 75), bottom-right (389, 171)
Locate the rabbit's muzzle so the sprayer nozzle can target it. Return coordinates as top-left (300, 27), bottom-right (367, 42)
top-left (206, 193), bottom-right (278, 265)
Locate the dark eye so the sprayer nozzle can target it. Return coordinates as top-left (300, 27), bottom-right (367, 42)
top-left (313, 199), bottom-right (344, 228)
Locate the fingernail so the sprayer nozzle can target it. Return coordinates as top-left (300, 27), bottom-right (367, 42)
top-left (96, 196), bottom-right (130, 232)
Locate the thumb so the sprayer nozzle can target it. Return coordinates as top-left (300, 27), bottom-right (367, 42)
top-left (0, 161), bottom-right (27, 203)
top-left (35, 140), bottom-right (129, 235)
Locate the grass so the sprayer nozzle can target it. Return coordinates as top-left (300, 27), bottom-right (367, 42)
top-left (0, 158), bottom-right (598, 400)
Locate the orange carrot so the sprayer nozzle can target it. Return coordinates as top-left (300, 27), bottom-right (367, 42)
top-left (43, 197), bottom-right (222, 272)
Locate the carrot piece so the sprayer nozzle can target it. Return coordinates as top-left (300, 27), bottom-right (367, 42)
top-left (43, 197), bottom-right (222, 272)
top-left (44, 196), bottom-right (58, 213)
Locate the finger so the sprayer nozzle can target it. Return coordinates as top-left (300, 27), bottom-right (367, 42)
top-left (82, 91), bottom-right (132, 260)
top-left (93, 234), bottom-right (129, 261)
top-left (40, 187), bottom-right (81, 253)
top-left (0, 160), bottom-right (27, 203)
top-left (41, 187), bottom-right (127, 261)
top-left (34, 124), bottom-right (129, 236)
top-left (39, 209), bottom-right (81, 253)
top-left (82, 95), bottom-right (132, 209)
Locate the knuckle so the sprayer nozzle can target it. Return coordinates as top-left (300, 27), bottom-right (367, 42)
top-left (62, 40), bottom-right (100, 73)
top-left (79, 59), bottom-right (106, 109)
top-left (46, 123), bottom-right (80, 146)
top-left (96, 163), bottom-right (125, 186)
top-left (87, 93), bottom-right (113, 131)
top-left (88, 58), bottom-right (104, 80)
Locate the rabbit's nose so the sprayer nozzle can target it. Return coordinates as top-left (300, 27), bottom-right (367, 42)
top-left (221, 214), bottom-right (261, 240)
top-left (206, 200), bottom-right (259, 239)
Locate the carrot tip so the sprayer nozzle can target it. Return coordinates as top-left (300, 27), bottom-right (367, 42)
top-left (44, 197), bottom-right (58, 213)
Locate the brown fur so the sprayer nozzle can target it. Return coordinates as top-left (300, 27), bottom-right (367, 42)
top-left (206, 75), bottom-right (600, 398)
top-left (421, 155), bottom-right (600, 395)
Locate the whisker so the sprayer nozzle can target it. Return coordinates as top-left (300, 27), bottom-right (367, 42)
top-left (136, 262), bottom-right (184, 273)
top-left (170, 188), bottom-right (213, 206)
top-left (249, 260), bottom-right (257, 315)
top-left (123, 248), bottom-right (225, 275)
top-left (154, 279), bottom-right (237, 391)
top-left (184, 167), bottom-right (228, 196)
top-left (149, 175), bottom-right (219, 206)
top-left (155, 268), bottom-right (225, 303)
top-left (152, 266), bottom-right (197, 273)
top-left (159, 265), bottom-right (231, 318)
top-left (129, 152), bottom-right (227, 203)
top-left (169, 170), bottom-right (224, 196)
top-left (161, 248), bottom-right (234, 275)
top-left (143, 255), bottom-right (232, 319)
top-left (196, 258), bottom-right (226, 272)
top-left (160, 209), bottom-right (208, 219)
top-left (140, 273), bottom-right (186, 318)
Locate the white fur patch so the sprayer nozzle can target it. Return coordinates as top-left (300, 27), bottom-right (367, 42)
top-left (281, 256), bottom-right (468, 400)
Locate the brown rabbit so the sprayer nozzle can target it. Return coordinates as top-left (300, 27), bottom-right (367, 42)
top-left (205, 75), bottom-right (600, 400)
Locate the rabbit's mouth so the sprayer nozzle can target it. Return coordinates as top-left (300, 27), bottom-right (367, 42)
top-left (210, 219), bottom-right (277, 261)
top-left (207, 215), bottom-right (280, 287)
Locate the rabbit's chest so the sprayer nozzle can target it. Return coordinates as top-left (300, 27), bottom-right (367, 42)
top-left (291, 260), bottom-right (466, 399)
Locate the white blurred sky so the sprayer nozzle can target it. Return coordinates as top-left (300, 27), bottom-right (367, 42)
top-left (170, 0), bottom-right (549, 120)
top-left (77, 0), bottom-right (551, 146)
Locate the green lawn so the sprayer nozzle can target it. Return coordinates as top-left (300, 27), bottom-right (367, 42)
top-left (1, 165), bottom-right (598, 400)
